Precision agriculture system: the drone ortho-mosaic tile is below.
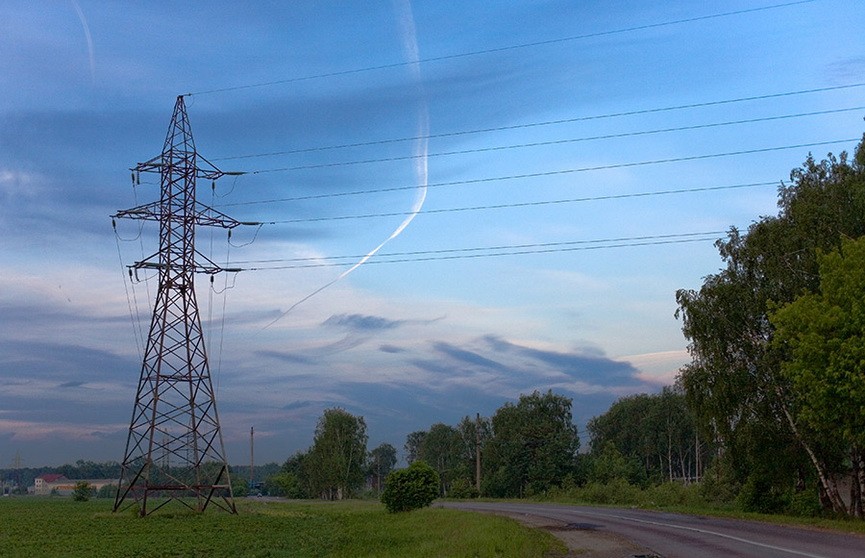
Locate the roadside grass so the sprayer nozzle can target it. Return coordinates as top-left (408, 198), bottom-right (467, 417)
top-left (0, 497), bottom-right (567, 558)
top-left (533, 480), bottom-right (865, 536)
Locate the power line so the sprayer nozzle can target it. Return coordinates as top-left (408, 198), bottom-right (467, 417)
top-left (214, 84), bottom-right (865, 162)
top-left (220, 138), bottom-right (856, 207)
top-left (227, 107), bottom-right (864, 173)
top-left (232, 231), bottom-right (726, 265)
top-left (263, 182), bottom-right (776, 224)
top-left (239, 232), bottom-right (726, 270)
top-left (187, 1), bottom-right (815, 97)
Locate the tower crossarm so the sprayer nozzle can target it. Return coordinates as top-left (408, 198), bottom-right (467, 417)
top-left (113, 201), bottom-right (256, 230)
top-left (132, 153), bottom-right (233, 182)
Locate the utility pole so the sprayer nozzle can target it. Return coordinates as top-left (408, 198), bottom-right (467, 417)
top-left (113, 95), bottom-right (248, 516)
top-left (250, 426), bottom-right (254, 493)
top-left (11, 452), bottom-right (22, 493)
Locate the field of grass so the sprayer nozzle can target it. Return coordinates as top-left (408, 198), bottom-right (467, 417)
top-left (0, 497), bottom-right (566, 558)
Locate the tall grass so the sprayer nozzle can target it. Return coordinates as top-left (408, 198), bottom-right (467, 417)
top-left (0, 498), bottom-right (566, 558)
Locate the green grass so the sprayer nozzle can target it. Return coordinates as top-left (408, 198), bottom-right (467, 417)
top-left (536, 480), bottom-right (865, 536)
top-left (0, 497), bottom-right (566, 558)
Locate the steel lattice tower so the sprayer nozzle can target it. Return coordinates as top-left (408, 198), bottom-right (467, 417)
top-left (113, 95), bottom-right (243, 515)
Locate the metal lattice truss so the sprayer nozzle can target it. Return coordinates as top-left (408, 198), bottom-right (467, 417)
top-left (113, 96), bottom-right (238, 516)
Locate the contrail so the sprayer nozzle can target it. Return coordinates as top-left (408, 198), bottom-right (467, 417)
top-left (70, 0), bottom-right (96, 83)
top-left (263, 1), bottom-right (429, 329)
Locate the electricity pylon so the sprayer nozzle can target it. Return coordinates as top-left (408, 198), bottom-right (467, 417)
top-left (113, 95), bottom-right (245, 516)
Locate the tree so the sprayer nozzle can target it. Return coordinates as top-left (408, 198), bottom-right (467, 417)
top-left (483, 390), bottom-right (580, 497)
top-left (676, 135), bottom-right (865, 514)
top-left (420, 423), bottom-right (461, 496)
top-left (455, 414), bottom-right (491, 491)
top-left (587, 388), bottom-right (701, 485)
top-left (588, 442), bottom-right (639, 485)
top-left (71, 481), bottom-right (92, 502)
top-left (307, 408), bottom-right (368, 500)
top-left (770, 236), bottom-right (865, 517)
top-left (368, 443), bottom-right (397, 493)
top-left (404, 431), bottom-right (426, 464)
top-left (381, 461), bottom-right (439, 513)
top-left (262, 452), bottom-right (311, 498)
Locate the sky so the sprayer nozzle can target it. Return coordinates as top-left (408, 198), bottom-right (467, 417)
top-left (1, 0), bottom-right (863, 469)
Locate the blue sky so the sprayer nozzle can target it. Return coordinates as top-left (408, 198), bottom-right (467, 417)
top-left (1, 0), bottom-right (863, 467)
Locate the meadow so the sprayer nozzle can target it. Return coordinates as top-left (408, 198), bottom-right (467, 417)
top-left (0, 497), bottom-right (566, 558)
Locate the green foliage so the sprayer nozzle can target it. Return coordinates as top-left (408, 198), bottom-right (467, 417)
top-left (419, 423), bottom-right (461, 496)
top-left (574, 479), bottom-right (641, 506)
top-left (95, 484), bottom-right (117, 499)
top-left (676, 135), bottom-right (865, 516)
top-left (586, 441), bottom-right (645, 486)
top-left (737, 474), bottom-right (790, 514)
top-left (787, 488), bottom-right (822, 518)
top-left (368, 442), bottom-right (397, 494)
top-left (698, 460), bottom-right (740, 505)
top-left (71, 481), bottom-right (92, 502)
top-left (587, 387), bottom-right (703, 484)
top-left (306, 408), bottom-right (368, 500)
top-left (0, 498), bottom-right (564, 557)
top-left (381, 460), bottom-right (440, 513)
top-left (771, 236), bottom-right (865, 449)
top-left (448, 477), bottom-right (480, 499)
top-left (642, 482), bottom-right (706, 508)
top-left (406, 415), bottom-right (489, 496)
top-left (230, 477), bottom-right (249, 497)
top-left (484, 390), bottom-right (580, 497)
top-left (404, 430), bottom-right (426, 464)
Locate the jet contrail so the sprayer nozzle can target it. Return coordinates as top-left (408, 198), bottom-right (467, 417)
top-left (70, 0), bottom-right (96, 83)
top-left (263, 0), bottom-right (429, 329)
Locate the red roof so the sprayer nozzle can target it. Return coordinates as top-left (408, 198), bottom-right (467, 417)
top-left (37, 474), bottom-right (66, 483)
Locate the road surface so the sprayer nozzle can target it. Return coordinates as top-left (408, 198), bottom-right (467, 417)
top-left (441, 501), bottom-right (865, 558)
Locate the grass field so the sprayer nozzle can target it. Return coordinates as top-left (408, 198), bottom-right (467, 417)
top-left (0, 497), bottom-right (566, 558)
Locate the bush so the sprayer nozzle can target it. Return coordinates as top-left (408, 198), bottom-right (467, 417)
top-left (786, 488), bottom-right (822, 517)
top-left (577, 478), bottom-right (640, 505)
top-left (642, 482), bottom-right (705, 508)
top-left (96, 484), bottom-right (118, 499)
top-left (72, 481), bottom-right (92, 502)
top-left (448, 478), bottom-right (480, 499)
top-left (736, 475), bottom-right (790, 514)
top-left (381, 461), bottom-right (439, 513)
top-left (699, 461), bottom-right (740, 505)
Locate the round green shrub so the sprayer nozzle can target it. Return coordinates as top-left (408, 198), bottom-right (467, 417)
top-left (381, 461), bottom-right (440, 513)
top-left (448, 477), bottom-right (480, 499)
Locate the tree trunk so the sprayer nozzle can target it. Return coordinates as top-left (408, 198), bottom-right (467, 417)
top-left (667, 430), bottom-right (673, 483)
top-left (853, 446), bottom-right (864, 518)
top-left (778, 394), bottom-right (848, 515)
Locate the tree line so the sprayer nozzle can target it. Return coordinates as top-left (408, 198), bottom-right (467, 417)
top-left (262, 388), bottom-right (705, 501)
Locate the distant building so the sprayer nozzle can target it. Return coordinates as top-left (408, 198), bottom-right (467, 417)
top-left (33, 474), bottom-right (116, 496)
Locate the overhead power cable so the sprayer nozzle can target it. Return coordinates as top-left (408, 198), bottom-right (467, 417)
top-left (187, 0), bottom-right (814, 96)
top-left (214, 84), bottom-right (865, 162)
top-left (227, 107), bottom-right (864, 173)
top-left (237, 232), bottom-right (725, 270)
top-left (220, 138), bottom-right (857, 208)
top-left (264, 182), bottom-right (776, 224)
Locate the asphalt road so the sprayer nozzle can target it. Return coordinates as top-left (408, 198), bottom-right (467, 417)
top-left (441, 501), bottom-right (865, 558)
